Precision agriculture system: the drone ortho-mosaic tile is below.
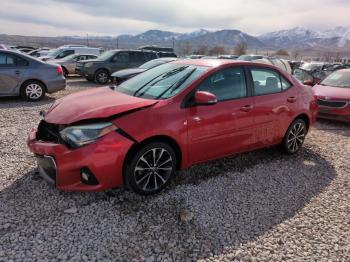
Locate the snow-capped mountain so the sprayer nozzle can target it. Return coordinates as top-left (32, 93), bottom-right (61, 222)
top-left (259, 26), bottom-right (350, 49)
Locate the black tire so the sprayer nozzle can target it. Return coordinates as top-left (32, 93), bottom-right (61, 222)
top-left (94, 69), bottom-right (110, 84)
top-left (20, 80), bottom-right (45, 102)
top-left (62, 67), bottom-right (69, 77)
top-left (124, 142), bottom-right (177, 195)
top-left (281, 119), bottom-right (307, 154)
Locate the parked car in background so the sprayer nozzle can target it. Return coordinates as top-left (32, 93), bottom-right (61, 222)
top-left (157, 51), bottom-right (177, 58)
top-left (0, 44), bottom-right (9, 50)
top-left (293, 63), bottom-right (346, 86)
top-left (40, 45), bottom-right (100, 61)
top-left (75, 49), bottom-right (158, 84)
top-left (28, 48), bottom-right (51, 58)
top-left (49, 54), bottom-right (99, 76)
top-left (313, 69), bottom-right (350, 123)
top-left (218, 55), bottom-right (239, 60)
top-left (111, 57), bottom-right (178, 85)
top-left (27, 59), bottom-right (318, 195)
top-left (0, 50), bottom-right (65, 101)
top-left (238, 54), bottom-right (264, 61)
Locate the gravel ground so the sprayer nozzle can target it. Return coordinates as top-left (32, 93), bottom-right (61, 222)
top-left (0, 77), bottom-right (349, 261)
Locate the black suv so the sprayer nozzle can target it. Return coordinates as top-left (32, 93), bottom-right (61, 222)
top-left (75, 50), bottom-right (158, 84)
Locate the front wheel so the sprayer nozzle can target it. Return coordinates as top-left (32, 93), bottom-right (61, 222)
top-left (124, 142), bottom-right (177, 195)
top-left (281, 119), bottom-right (307, 154)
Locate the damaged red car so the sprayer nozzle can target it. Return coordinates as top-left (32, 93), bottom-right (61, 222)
top-left (27, 60), bottom-right (318, 195)
top-left (313, 69), bottom-right (350, 123)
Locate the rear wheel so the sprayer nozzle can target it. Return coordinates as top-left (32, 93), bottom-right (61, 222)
top-left (94, 69), bottom-right (110, 84)
top-left (281, 119), bottom-right (307, 154)
top-left (124, 142), bottom-right (177, 195)
top-left (20, 80), bottom-right (45, 102)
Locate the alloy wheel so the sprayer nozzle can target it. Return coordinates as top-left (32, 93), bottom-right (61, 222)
top-left (134, 148), bottom-right (173, 192)
top-left (97, 72), bottom-right (108, 83)
top-left (286, 122), bottom-right (306, 153)
top-left (25, 84), bottom-right (43, 100)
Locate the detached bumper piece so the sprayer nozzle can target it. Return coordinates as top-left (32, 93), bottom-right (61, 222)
top-left (35, 155), bottom-right (57, 185)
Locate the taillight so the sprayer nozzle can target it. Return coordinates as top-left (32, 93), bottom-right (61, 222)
top-left (56, 66), bottom-right (63, 75)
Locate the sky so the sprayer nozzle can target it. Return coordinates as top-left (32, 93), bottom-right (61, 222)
top-left (0, 0), bottom-right (349, 37)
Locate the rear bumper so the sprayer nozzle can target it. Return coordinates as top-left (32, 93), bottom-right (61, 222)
top-left (27, 129), bottom-right (134, 192)
top-left (46, 77), bottom-right (66, 93)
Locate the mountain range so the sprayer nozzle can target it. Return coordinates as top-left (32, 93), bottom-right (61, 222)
top-left (2, 26), bottom-right (350, 51)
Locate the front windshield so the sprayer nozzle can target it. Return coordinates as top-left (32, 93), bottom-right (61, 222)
top-left (139, 60), bottom-right (165, 70)
top-left (47, 48), bottom-right (60, 57)
top-left (320, 71), bottom-right (350, 88)
top-left (98, 50), bottom-right (116, 60)
top-left (117, 63), bottom-right (208, 100)
top-left (62, 54), bottom-right (77, 62)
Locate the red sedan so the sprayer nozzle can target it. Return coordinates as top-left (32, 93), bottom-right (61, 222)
top-left (27, 60), bottom-right (318, 195)
top-left (313, 69), bottom-right (350, 123)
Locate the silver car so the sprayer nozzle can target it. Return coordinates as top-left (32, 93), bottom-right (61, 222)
top-left (49, 54), bottom-right (98, 76)
top-left (0, 50), bottom-right (66, 101)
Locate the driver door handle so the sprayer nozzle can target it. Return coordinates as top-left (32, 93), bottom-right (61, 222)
top-left (287, 96), bottom-right (297, 103)
top-left (240, 105), bottom-right (254, 112)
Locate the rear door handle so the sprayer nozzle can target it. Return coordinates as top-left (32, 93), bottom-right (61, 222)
top-left (15, 70), bottom-right (21, 75)
top-left (240, 105), bottom-right (254, 112)
top-left (287, 96), bottom-right (297, 103)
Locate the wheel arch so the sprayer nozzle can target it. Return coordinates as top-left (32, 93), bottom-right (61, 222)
top-left (293, 113), bottom-right (310, 132)
top-left (20, 79), bottom-right (48, 93)
top-left (122, 135), bottom-right (183, 183)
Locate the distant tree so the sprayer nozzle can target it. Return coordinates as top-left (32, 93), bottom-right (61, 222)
top-left (208, 46), bottom-right (226, 56)
top-left (274, 49), bottom-right (289, 56)
top-left (179, 42), bottom-right (192, 56)
top-left (323, 50), bottom-right (333, 62)
top-left (193, 45), bottom-right (208, 55)
top-left (291, 50), bottom-right (301, 60)
top-left (335, 49), bottom-right (342, 62)
top-left (233, 43), bottom-right (247, 56)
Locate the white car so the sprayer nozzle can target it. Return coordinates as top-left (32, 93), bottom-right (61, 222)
top-left (41, 45), bottom-right (100, 61)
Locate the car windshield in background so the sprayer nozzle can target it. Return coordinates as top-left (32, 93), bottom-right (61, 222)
top-left (320, 71), bottom-right (350, 88)
top-left (139, 60), bottom-right (165, 70)
top-left (117, 63), bottom-right (208, 100)
top-left (62, 54), bottom-right (77, 61)
top-left (47, 49), bottom-right (60, 57)
top-left (301, 63), bottom-right (323, 71)
top-left (98, 50), bottom-right (115, 60)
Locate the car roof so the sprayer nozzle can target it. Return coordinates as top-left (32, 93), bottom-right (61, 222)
top-left (172, 59), bottom-right (280, 69)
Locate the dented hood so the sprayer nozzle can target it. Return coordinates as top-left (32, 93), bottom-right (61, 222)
top-left (45, 86), bottom-right (157, 124)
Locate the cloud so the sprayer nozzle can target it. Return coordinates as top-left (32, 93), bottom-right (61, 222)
top-left (0, 0), bottom-right (349, 36)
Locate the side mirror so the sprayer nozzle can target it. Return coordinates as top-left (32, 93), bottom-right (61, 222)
top-left (303, 79), bottom-right (314, 86)
top-left (194, 91), bottom-right (217, 106)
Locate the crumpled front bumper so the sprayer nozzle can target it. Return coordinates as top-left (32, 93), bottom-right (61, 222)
top-left (27, 129), bottom-right (134, 191)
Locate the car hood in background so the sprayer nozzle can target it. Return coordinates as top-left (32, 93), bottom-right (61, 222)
top-left (313, 85), bottom-right (350, 100)
top-left (111, 68), bottom-right (146, 78)
top-left (45, 87), bottom-right (157, 124)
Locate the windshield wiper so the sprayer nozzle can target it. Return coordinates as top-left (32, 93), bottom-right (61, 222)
top-left (134, 66), bottom-right (189, 98)
top-left (155, 68), bottom-right (197, 100)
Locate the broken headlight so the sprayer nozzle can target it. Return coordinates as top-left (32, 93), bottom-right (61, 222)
top-left (60, 122), bottom-right (118, 148)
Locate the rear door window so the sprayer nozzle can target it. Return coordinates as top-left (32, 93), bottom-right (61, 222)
top-left (250, 68), bottom-right (291, 95)
top-left (130, 52), bottom-right (146, 63)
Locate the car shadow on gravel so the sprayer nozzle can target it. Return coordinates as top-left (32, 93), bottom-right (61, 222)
top-left (0, 146), bottom-right (337, 260)
top-left (315, 119), bottom-right (350, 138)
top-left (0, 96), bottom-right (55, 108)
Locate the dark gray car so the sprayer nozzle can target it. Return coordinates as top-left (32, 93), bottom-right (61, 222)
top-left (0, 50), bottom-right (66, 101)
top-left (75, 49), bottom-right (158, 84)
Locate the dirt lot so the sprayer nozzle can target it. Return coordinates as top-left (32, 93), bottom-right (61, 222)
top-left (0, 77), bottom-right (349, 261)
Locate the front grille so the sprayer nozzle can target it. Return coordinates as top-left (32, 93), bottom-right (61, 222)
top-left (36, 120), bottom-right (63, 144)
top-left (317, 99), bottom-right (348, 108)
